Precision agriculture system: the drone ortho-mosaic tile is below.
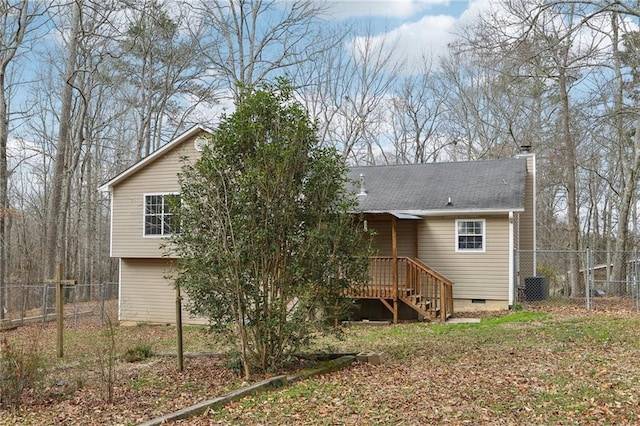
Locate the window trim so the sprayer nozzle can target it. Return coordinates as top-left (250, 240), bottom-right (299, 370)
top-left (455, 219), bottom-right (486, 253)
top-left (143, 192), bottom-right (179, 238)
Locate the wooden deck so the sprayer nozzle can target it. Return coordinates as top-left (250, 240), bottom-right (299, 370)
top-left (349, 257), bottom-right (454, 321)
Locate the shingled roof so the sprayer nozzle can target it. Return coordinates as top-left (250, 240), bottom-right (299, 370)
top-left (348, 158), bottom-right (527, 215)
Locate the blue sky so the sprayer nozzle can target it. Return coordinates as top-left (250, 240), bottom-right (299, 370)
top-left (326, 0), bottom-right (471, 20)
top-left (321, 0), bottom-right (486, 70)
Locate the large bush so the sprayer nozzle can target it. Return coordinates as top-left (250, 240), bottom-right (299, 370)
top-left (170, 81), bottom-right (372, 378)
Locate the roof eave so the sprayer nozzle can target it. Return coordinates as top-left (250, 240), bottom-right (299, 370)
top-left (356, 208), bottom-right (525, 217)
top-left (98, 124), bottom-right (214, 193)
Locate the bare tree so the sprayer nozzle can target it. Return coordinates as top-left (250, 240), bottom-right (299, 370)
top-left (0, 0), bottom-right (43, 317)
top-left (388, 55), bottom-right (448, 164)
top-left (514, 1), bottom-right (640, 292)
top-left (452, 0), bottom-right (609, 295)
top-left (114, 0), bottom-right (214, 158)
top-left (66, 0), bottom-right (129, 287)
top-left (45, 0), bottom-right (82, 279)
top-left (603, 11), bottom-right (640, 293)
top-left (438, 51), bottom-right (508, 161)
top-left (297, 25), bottom-right (402, 164)
top-left (195, 0), bottom-right (337, 101)
top-left (439, 32), bottom-right (552, 163)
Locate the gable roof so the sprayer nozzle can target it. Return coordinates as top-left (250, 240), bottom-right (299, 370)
top-left (98, 124), bottom-right (213, 192)
top-left (98, 124), bottom-right (527, 217)
top-left (348, 158), bottom-right (527, 216)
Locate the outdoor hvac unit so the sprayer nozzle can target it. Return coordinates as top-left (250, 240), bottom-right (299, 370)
top-left (524, 276), bottom-right (547, 301)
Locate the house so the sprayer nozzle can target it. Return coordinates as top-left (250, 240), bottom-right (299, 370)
top-left (99, 125), bottom-right (212, 324)
top-left (348, 153), bottom-right (536, 321)
top-left (99, 125), bottom-right (536, 324)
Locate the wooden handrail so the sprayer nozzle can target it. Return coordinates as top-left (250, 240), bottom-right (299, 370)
top-left (351, 257), bottom-right (454, 320)
top-left (408, 257), bottom-right (454, 287)
top-left (404, 257), bottom-right (454, 320)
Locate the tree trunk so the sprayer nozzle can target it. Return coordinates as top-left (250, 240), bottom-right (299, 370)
top-left (0, 79), bottom-right (8, 319)
top-left (609, 10), bottom-right (640, 294)
top-left (0, 0), bottom-right (30, 319)
top-left (46, 0), bottom-right (81, 279)
top-left (558, 47), bottom-right (582, 296)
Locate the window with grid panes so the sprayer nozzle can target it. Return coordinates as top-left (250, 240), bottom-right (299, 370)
top-left (144, 194), bottom-right (179, 236)
top-left (456, 219), bottom-right (485, 252)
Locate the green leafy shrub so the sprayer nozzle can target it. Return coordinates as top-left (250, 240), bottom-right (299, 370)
top-left (170, 81), bottom-right (374, 379)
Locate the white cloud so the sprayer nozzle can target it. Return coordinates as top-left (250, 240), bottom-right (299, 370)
top-left (351, 14), bottom-right (456, 72)
top-left (396, 14), bottom-right (456, 56)
top-left (348, 0), bottom-right (489, 73)
top-left (321, 0), bottom-right (449, 19)
top-left (458, 0), bottom-right (493, 24)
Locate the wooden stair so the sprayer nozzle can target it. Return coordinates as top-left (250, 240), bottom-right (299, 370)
top-left (351, 257), bottom-right (454, 322)
top-left (400, 292), bottom-right (435, 319)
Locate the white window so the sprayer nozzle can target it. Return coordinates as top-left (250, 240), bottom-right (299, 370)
top-left (456, 219), bottom-right (485, 252)
top-left (144, 193), bottom-right (179, 237)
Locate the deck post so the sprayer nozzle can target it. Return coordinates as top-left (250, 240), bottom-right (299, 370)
top-left (440, 282), bottom-right (445, 321)
top-left (414, 220), bottom-right (419, 258)
top-left (392, 216), bottom-right (398, 323)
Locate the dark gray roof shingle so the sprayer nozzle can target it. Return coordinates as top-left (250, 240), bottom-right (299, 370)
top-left (348, 158), bottom-right (527, 214)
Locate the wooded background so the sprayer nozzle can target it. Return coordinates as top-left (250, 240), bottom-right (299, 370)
top-left (0, 0), bottom-right (638, 309)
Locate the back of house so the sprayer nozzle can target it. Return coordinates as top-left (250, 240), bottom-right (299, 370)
top-left (100, 125), bottom-right (536, 324)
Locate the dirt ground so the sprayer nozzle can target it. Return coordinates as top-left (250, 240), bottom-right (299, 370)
top-left (1, 298), bottom-right (640, 425)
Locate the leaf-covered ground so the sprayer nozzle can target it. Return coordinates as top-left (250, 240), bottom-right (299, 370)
top-left (3, 300), bottom-right (640, 425)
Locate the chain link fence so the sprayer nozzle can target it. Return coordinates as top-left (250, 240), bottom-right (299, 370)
top-left (0, 282), bottom-right (118, 328)
top-left (515, 249), bottom-right (640, 311)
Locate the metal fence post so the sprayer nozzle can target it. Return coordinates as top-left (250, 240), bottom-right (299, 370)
top-left (20, 283), bottom-right (25, 325)
top-left (633, 247), bottom-right (640, 311)
top-left (73, 284), bottom-right (78, 327)
top-left (606, 250), bottom-right (611, 294)
top-left (99, 281), bottom-right (105, 326)
top-left (42, 284), bottom-right (48, 325)
top-left (585, 248), bottom-right (592, 311)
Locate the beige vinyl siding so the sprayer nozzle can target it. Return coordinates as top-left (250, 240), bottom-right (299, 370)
top-left (112, 138), bottom-right (200, 258)
top-left (120, 258), bottom-right (205, 324)
top-left (369, 219), bottom-right (416, 257)
top-left (418, 215), bottom-right (510, 300)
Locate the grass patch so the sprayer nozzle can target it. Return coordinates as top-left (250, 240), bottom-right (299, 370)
top-left (480, 311), bottom-right (550, 325)
top-left (129, 377), bottom-right (152, 391)
top-left (540, 317), bottom-right (638, 346)
top-left (122, 344), bottom-right (153, 363)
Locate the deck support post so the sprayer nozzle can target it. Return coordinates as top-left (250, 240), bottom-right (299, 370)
top-left (414, 220), bottom-right (419, 258)
top-left (392, 216), bottom-right (398, 324)
top-left (440, 282), bottom-right (445, 321)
